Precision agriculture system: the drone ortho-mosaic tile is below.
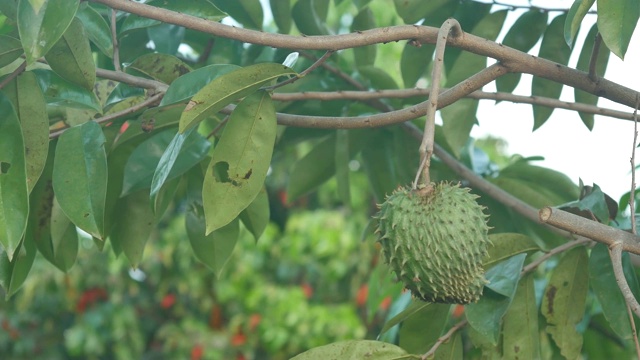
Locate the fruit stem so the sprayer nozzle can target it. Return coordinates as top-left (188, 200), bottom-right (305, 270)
top-left (413, 19), bottom-right (462, 190)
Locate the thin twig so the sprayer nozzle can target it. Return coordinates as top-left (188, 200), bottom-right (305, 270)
top-left (49, 92), bottom-right (164, 139)
top-left (416, 19), bottom-right (462, 189)
top-left (96, 68), bottom-right (168, 91)
top-left (521, 238), bottom-right (591, 275)
top-left (111, 8), bottom-right (121, 71)
top-left (631, 95), bottom-right (640, 236)
top-left (588, 33), bottom-right (602, 80)
top-left (266, 50), bottom-right (334, 90)
top-left (0, 61), bottom-right (27, 91)
top-left (609, 242), bottom-right (640, 318)
top-left (206, 116), bottom-right (230, 139)
top-left (625, 303), bottom-right (640, 359)
top-left (421, 319), bottom-right (467, 359)
top-left (197, 38), bottom-right (215, 64)
top-left (489, 0), bottom-right (597, 13)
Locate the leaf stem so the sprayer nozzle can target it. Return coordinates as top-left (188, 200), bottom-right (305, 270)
top-left (421, 319), bottom-right (467, 359)
top-left (0, 61), bottom-right (27, 91)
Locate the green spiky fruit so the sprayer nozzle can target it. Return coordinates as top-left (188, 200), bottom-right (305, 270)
top-left (374, 182), bottom-right (490, 304)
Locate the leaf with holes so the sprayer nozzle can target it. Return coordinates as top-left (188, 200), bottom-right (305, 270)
top-left (52, 121), bottom-right (107, 239)
top-left (0, 94), bottom-right (28, 259)
top-left (179, 63), bottom-right (295, 132)
top-left (202, 91), bottom-right (277, 234)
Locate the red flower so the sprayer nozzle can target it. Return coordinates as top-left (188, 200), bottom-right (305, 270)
top-left (190, 344), bottom-right (204, 360)
top-left (231, 329), bottom-right (247, 346)
top-left (301, 283), bottom-right (313, 299)
top-left (355, 285), bottom-right (368, 307)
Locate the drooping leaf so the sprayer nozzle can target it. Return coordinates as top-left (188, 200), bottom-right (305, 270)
top-left (0, 233), bottom-right (36, 298)
top-left (497, 10), bottom-right (548, 94)
top-left (380, 300), bottom-right (432, 336)
top-left (269, 0), bottom-right (291, 33)
top-left (187, 210), bottom-right (239, 276)
top-left (210, 0), bottom-right (262, 30)
top-left (575, 24), bottom-right (610, 130)
top-left (239, 187), bottom-right (270, 242)
top-left (400, 41), bottom-right (435, 88)
top-left (289, 340), bottom-right (407, 360)
top-left (291, 0), bottom-right (329, 35)
top-left (532, 14), bottom-right (571, 130)
top-left (287, 134), bottom-right (337, 202)
top-left (564, 0), bottom-right (596, 47)
top-left (52, 121), bottom-right (107, 239)
top-left (110, 189), bottom-right (155, 268)
top-left (351, 7), bottom-right (376, 68)
top-left (1, 71), bottom-right (49, 193)
top-left (45, 17), bottom-right (95, 90)
top-left (589, 243), bottom-right (634, 340)
top-left (502, 273), bottom-right (541, 359)
top-left (32, 69), bottom-right (102, 112)
top-left (597, 0), bottom-right (640, 59)
top-left (128, 53), bottom-right (192, 84)
top-left (179, 63), bottom-right (296, 133)
top-left (48, 197), bottom-right (78, 271)
top-left (203, 91), bottom-right (277, 233)
top-left (76, 2), bottom-right (113, 58)
top-left (0, 94), bottom-right (28, 259)
top-left (120, 0), bottom-right (225, 34)
top-left (485, 233), bottom-right (540, 268)
top-left (160, 64), bottom-right (241, 107)
top-left (399, 303), bottom-right (450, 353)
top-left (465, 254), bottom-right (526, 344)
top-left (17, 0), bottom-right (79, 64)
top-left (498, 161), bottom-right (580, 201)
top-left (335, 129), bottom-right (351, 206)
top-left (441, 98), bottom-right (478, 158)
top-left (0, 35), bottom-right (22, 68)
top-left (542, 246), bottom-right (589, 360)
top-left (360, 131), bottom-right (399, 202)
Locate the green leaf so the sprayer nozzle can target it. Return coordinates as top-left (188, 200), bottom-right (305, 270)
top-left (380, 300), bottom-right (432, 336)
top-left (589, 243), bottom-right (633, 340)
top-left (160, 64), bottom-right (241, 107)
top-left (76, 2), bottom-right (113, 58)
top-left (287, 134), bottom-right (337, 202)
top-left (52, 121), bottom-right (107, 239)
top-left (399, 303), bottom-right (450, 353)
top-left (0, 94), bottom-right (28, 259)
top-left (269, 0), bottom-right (291, 33)
top-left (0, 1), bottom-right (17, 20)
top-left (124, 128), bottom-right (210, 197)
top-left (203, 91), bottom-right (277, 233)
top-left (127, 53), bottom-right (192, 85)
top-left (239, 187), bottom-right (269, 242)
top-left (565, 0), bottom-right (596, 47)
top-left (465, 254), bottom-right (526, 344)
top-left (498, 161), bottom-right (579, 201)
top-left (597, 0), bottom-right (640, 59)
top-left (559, 183), bottom-right (610, 223)
top-left (147, 23), bottom-right (184, 55)
top-left (541, 246), bottom-right (589, 360)
top-left (179, 63), bottom-right (296, 133)
top-left (210, 0), bottom-right (262, 30)
top-left (0, 234), bottom-right (36, 298)
top-left (110, 190), bottom-right (155, 268)
top-left (104, 83), bottom-right (145, 110)
top-left (356, 66), bottom-right (398, 90)
top-left (289, 340), bottom-right (407, 360)
top-left (575, 24), bottom-right (610, 130)
top-left (32, 69), bottom-right (102, 112)
top-left (392, 0), bottom-right (452, 24)
top-left (120, 0), bottom-right (225, 34)
top-left (497, 10), bottom-right (548, 94)
top-left (434, 332), bottom-right (463, 360)
top-left (48, 197), bottom-right (78, 271)
top-left (17, 0), bottom-right (79, 64)
top-left (44, 17), bottom-right (95, 91)
top-left (400, 41), bottom-right (435, 88)
top-left (441, 98), bottom-right (478, 158)
top-left (1, 71), bottom-right (49, 193)
top-left (351, 8), bottom-right (376, 68)
top-left (532, 14), bottom-right (571, 130)
top-left (291, 0), bottom-right (329, 35)
top-left (502, 273), bottom-right (541, 359)
top-left (187, 210), bottom-right (239, 276)
top-left (335, 129), bottom-right (351, 206)
top-left (360, 131), bottom-right (399, 203)
top-left (0, 35), bottom-right (22, 68)
top-left (485, 233), bottom-right (540, 268)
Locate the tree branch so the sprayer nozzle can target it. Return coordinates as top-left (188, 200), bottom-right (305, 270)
top-left (421, 319), bottom-right (467, 359)
top-left (0, 61), bottom-right (27, 91)
top-left (90, 0), bottom-right (640, 109)
top-left (96, 68), bottom-right (168, 91)
top-left (609, 243), bottom-right (640, 317)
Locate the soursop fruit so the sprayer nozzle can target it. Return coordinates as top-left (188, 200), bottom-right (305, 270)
top-left (374, 182), bottom-right (490, 304)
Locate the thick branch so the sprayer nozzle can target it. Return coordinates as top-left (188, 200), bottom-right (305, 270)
top-left (539, 207), bottom-right (640, 255)
top-left (91, 0), bottom-right (639, 109)
top-left (95, 68), bottom-right (168, 92)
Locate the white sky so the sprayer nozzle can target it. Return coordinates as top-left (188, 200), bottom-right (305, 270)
top-left (472, 2), bottom-right (640, 201)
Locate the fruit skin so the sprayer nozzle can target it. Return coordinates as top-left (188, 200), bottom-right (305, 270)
top-left (374, 182), bottom-right (490, 304)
